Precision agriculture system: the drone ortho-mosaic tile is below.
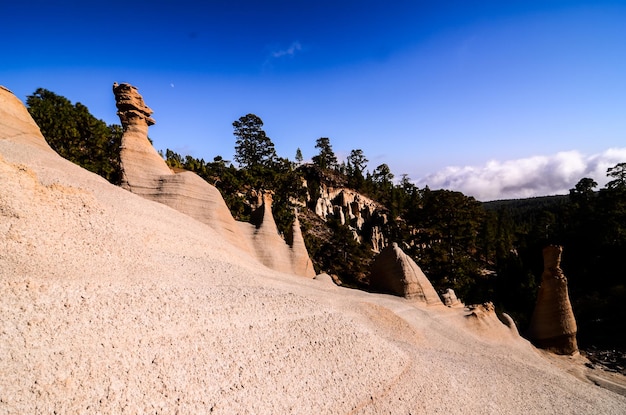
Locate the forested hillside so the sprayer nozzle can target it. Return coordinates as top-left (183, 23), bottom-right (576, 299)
top-left (27, 90), bottom-right (625, 355)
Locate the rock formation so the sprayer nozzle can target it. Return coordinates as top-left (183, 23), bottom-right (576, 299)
top-left (528, 245), bottom-right (578, 355)
top-left (465, 302), bottom-right (520, 339)
top-left (286, 208), bottom-right (316, 277)
top-left (442, 288), bottom-right (463, 307)
top-left (112, 83), bottom-right (171, 190)
top-left (248, 191), bottom-right (290, 273)
top-left (112, 82), bottom-right (315, 277)
top-left (369, 242), bottom-right (442, 304)
top-left (0, 86), bottom-right (51, 152)
top-left (247, 192), bottom-right (315, 277)
top-left (3, 85), bottom-right (626, 413)
top-left (313, 184), bottom-right (388, 251)
top-left (499, 312), bottom-right (520, 337)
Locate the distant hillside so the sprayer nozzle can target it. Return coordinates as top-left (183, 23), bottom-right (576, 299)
top-left (483, 194), bottom-right (569, 210)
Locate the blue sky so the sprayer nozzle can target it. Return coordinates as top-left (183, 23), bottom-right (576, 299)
top-left (2, 0), bottom-right (625, 200)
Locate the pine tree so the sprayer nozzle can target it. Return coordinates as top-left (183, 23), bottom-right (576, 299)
top-left (26, 88), bottom-right (122, 183)
top-left (311, 137), bottom-right (338, 170)
top-left (232, 114), bottom-right (277, 169)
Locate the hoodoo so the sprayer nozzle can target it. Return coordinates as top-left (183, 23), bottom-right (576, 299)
top-left (287, 208), bottom-right (316, 278)
top-left (112, 82), bottom-right (315, 277)
top-left (245, 192), bottom-right (315, 277)
top-left (369, 242), bottom-right (442, 305)
top-left (2, 84), bottom-right (625, 414)
top-left (528, 245), bottom-right (578, 355)
top-left (113, 82), bottom-right (171, 190)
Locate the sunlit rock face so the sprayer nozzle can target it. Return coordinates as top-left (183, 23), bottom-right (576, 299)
top-left (112, 82), bottom-right (155, 127)
top-left (0, 86), bottom-right (51, 151)
top-left (369, 242), bottom-right (442, 305)
top-left (112, 83), bottom-right (172, 193)
top-left (2, 85), bottom-right (625, 414)
top-left (287, 208), bottom-right (317, 278)
top-left (314, 185), bottom-right (387, 252)
top-left (528, 245), bottom-right (578, 355)
top-left (249, 192), bottom-right (315, 277)
top-left (112, 83), bottom-right (315, 277)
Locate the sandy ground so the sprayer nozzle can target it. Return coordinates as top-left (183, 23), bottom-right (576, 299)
top-left (2, 97), bottom-right (626, 413)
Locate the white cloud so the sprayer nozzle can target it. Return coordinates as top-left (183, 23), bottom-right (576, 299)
top-left (415, 148), bottom-right (626, 201)
top-left (270, 41), bottom-right (302, 58)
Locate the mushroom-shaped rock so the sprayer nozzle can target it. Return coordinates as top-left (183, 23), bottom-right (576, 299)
top-left (112, 83), bottom-right (172, 191)
top-left (112, 82), bottom-right (254, 254)
top-left (112, 82), bottom-right (155, 127)
top-left (369, 243), bottom-right (442, 304)
top-left (528, 245), bottom-right (578, 355)
top-left (112, 83), bottom-right (317, 276)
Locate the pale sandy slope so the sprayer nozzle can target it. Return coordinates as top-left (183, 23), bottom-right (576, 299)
top-left (1, 89), bottom-right (625, 414)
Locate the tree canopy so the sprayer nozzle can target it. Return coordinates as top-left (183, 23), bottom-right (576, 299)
top-left (26, 88), bottom-right (123, 183)
top-left (606, 162), bottom-right (626, 191)
top-left (295, 147), bottom-right (303, 164)
top-left (232, 114), bottom-right (277, 169)
top-left (346, 149), bottom-right (368, 189)
top-left (311, 137), bottom-right (338, 170)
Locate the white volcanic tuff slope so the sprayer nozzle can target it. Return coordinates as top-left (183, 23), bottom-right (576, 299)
top-left (370, 242), bottom-right (444, 305)
top-left (1, 86), bottom-right (625, 414)
top-left (112, 82), bottom-right (314, 277)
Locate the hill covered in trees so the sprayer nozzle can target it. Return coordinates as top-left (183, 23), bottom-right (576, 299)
top-left (27, 89), bottom-right (626, 356)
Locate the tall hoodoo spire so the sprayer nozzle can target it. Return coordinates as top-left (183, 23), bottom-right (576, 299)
top-left (528, 245), bottom-right (578, 355)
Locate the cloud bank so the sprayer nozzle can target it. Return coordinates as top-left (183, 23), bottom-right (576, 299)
top-left (415, 147), bottom-right (626, 201)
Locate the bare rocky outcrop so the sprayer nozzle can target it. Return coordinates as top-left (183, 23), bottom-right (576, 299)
top-left (499, 312), bottom-right (520, 337)
top-left (113, 82), bottom-right (255, 255)
top-left (112, 82), bottom-right (314, 277)
top-left (369, 242), bottom-right (442, 304)
top-left (313, 184), bottom-right (387, 251)
top-left (113, 83), bottom-right (171, 191)
top-left (528, 245), bottom-right (578, 355)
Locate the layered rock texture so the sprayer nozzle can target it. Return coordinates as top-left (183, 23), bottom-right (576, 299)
top-left (369, 243), bottom-right (442, 305)
top-left (248, 192), bottom-right (315, 277)
top-left (2, 85), bottom-right (626, 413)
top-left (313, 184), bottom-right (387, 251)
top-left (0, 86), bottom-right (51, 151)
top-left (528, 245), bottom-right (578, 355)
top-left (113, 83), bottom-right (171, 189)
top-left (113, 82), bottom-right (314, 277)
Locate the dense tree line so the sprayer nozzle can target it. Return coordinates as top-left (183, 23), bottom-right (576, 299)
top-left (26, 89), bottom-right (625, 351)
top-left (480, 168), bottom-right (626, 349)
top-left (26, 88), bottom-right (123, 184)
